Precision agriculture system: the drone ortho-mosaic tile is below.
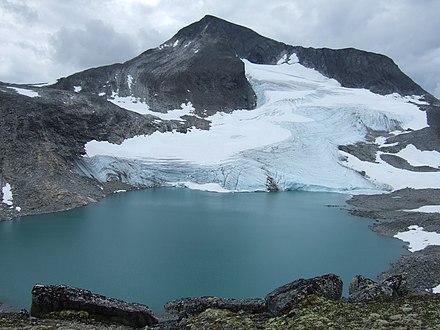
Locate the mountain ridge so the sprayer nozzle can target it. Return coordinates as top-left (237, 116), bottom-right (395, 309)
top-left (1, 15), bottom-right (439, 221)
top-left (52, 15), bottom-right (431, 115)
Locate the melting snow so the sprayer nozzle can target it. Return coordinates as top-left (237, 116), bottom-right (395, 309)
top-left (340, 151), bottom-right (440, 191)
top-left (2, 183), bottom-right (13, 206)
top-left (127, 75), bottom-right (133, 91)
top-left (395, 144), bottom-right (440, 168)
top-left (108, 93), bottom-right (196, 120)
top-left (403, 205), bottom-right (440, 213)
top-left (8, 87), bottom-right (39, 98)
top-left (394, 225), bottom-right (440, 252)
top-left (83, 60), bottom-right (433, 193)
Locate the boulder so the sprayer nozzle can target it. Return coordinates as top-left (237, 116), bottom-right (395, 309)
top-left (165, 296), bottom-right (267, 318)
top-left (265, 274), bottom-right (343, 315)
top-left (30, 284), bottom-right (158, 327)
top-left (348, 275), bottom-right (407, 302)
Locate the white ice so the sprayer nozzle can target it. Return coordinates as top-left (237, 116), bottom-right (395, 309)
top-left (83, 59), bottom-right (430, 193)
top-left (394, 225), bottom-right (440, 252)
top-left (395, 144), bottom-right (440, 168)
top-left (172, 182), bottom-right (232, 193)
top-left (403, 205), bottom-right (440, 213)
top-left (8, 87), bottom-right (39, 98)
top-left (74, 86), bottom-right (82, 93)
top-left (2, 183), bottom-right (13, 206)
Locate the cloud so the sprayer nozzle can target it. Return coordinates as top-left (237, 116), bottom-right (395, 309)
top-left (0, 0), bottom-right (439, 98)
top-left (50, 19), bottom-right (138, 70)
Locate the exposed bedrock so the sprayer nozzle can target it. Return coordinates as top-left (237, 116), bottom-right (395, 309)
top-left (30, 284), bottom-right (158, 327)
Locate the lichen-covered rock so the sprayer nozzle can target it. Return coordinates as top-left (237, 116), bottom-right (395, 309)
top-left (164, 296), bottom-right (266, 318)
top-left (264, 274), bottom-right (343, 315)
top-left (348, 275), bottom-right (407, 302)
top-left (30, 284), bottom-right (158, 327)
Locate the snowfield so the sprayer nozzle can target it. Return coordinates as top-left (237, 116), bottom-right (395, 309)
top-left (394, 225), bottom-right (440, 252)
top-left (81, 56), bottom-right (437, 193)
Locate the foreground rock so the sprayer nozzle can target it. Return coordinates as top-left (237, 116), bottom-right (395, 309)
top-left (164, 297), bottom-right (266, 318)
top-left (348, 275), bottom-right (407, 301)
top-left (31, 284), bottom-right (158, 328)
top-left (265, 273), bottom-right (343, 315)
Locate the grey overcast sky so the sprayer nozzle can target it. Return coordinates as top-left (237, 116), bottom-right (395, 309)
top-left (1, 0), bottom-right (439, 97)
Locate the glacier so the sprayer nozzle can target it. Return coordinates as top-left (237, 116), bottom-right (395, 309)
top-left (78, 58), bottom-right (437, 194)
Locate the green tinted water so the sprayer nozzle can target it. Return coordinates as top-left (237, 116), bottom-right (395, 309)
top-left (0, 188), bottom-right (406, 314)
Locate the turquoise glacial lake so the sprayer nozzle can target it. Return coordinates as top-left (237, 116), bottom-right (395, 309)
top-left (0, 188), bottom-right (406, 314)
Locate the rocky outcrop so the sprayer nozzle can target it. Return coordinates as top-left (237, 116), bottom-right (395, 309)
top-left (164, 297), bottom-right (266, 318)
top-left (348, 275), bottom-right (407, 302)
top-left (265, 274), bottom-right (343, 315)
top-left (30, 284), bottom-right (158, 327)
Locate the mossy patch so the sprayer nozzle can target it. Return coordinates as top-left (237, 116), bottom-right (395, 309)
top-left (186, 293), bottom-right (440, 330)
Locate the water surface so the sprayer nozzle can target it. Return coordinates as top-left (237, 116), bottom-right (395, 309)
top-left (0, 189), bottom-right (406, 314)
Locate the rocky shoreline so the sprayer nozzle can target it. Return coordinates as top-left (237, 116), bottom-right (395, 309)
top-left (1, 274), bottom-right (439, 329)
top-left (347, 188), bottom-right (440, 292)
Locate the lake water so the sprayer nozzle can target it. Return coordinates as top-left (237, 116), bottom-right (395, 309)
top-left (0, 188), bottom-right (406, 314)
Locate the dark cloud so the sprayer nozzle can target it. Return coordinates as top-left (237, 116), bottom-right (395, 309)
top-left (0, 0), bottom-right (439, 98)
top-left (50, 19), bottom-right (138, 69)
top-left (0, 0), bottom-right (39, 23)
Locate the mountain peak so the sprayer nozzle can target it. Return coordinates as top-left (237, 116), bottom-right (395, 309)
top-left (170, 15), bottom-right (289, 64)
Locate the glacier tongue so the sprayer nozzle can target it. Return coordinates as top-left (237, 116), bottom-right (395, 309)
top-left (79, 59), bottom-right (430, 193)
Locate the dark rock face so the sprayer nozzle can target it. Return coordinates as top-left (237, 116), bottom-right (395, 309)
top-left (348, 275), bottom-right (407, 302)
top-left (265, 274), bottom-right (343, 315)
top-left (0, 85), bottom-right (180, 220)
top-left (164, 296), bottom-right (267, 318)
top-left (30, 284), bottom-right (158, 327)
top-left (293, 46), bottom-right (427, 96)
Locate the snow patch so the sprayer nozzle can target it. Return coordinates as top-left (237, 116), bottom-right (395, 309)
top-left (394, 225), bottom-right (440, 252)
top-left (113, 190), bottom-right (127, 193)
top-left (403, 205), bottom-right (440, 213)
top-left (108, 94), bottom-right (197, 120)
top-left (433, 284), bottom-right (440, 294)
top-left (340, 151), bottom-right (440, 191)
top-left (2, 183), bottom-right (13, 206)
top-left (74, 86), bottom-right (82, 93)
top-left (278, 53), bottom-right (299, 65)
top-left (15, 206), bottom-right (21, 212)
top-left (395, 144), bottom-right (440, 168)
top-left (8, 87), bottom-right (39, 98)
top-left (109, 94), bottom-right (151, 115)
top-left (127, 75), bottom-right (134, 91)
top-left (98, 92), bottom-right (106, 96)
top-left (173, 39), bottom-right (179, 47)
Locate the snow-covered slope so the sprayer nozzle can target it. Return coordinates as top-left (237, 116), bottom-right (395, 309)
top-left (80, 58), bottom-right (437, 193)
